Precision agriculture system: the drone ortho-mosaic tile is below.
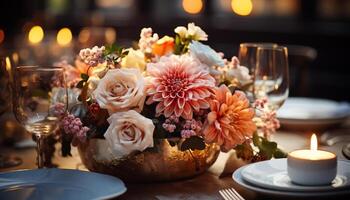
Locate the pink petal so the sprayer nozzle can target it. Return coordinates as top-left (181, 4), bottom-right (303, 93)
top-left (152, 93), bottom-right (163, 101)
top-left (156, 102), bottom-right (166, 113)
top-left (177, 98), bottom-right (185, 109)
top-left (164, 97), bottom-right (174, 107)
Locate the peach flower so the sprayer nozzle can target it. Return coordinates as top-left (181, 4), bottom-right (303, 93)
top-left (203, 85), bottom-right (256, 152)
top-left (152, 36), bottom-right (174, 56)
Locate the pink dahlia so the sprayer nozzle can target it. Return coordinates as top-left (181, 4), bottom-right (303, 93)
top-left (203, 85), bottom-right (256, 152)
top-left (146, 55), bottom-right (216, 119)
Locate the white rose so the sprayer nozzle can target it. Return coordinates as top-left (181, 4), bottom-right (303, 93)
top-left (227, 65), bottom-right (251, 86)
top-left (92, 68), bottom-right (145, 113)
top-left (121, 48), bottom-right (146, 72)
top-left (189, 41), bottom-right (225, 67)
top-left (104, 110), bottom-right (155, 158)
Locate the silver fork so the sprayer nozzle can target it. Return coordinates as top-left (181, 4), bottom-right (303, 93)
top-left (219, 188), bottom-right (245, 200)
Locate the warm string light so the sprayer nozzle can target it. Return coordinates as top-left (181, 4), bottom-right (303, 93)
top-left (182, 0), bottom-right (203, 14)
top-left (28, 26), bottom-right (44, 44)
top-left (5, 57), bottom-right (13, 84)
top-left (231, 0), bottom-right (253, 16)
top-left (57, 27), bottom-right (72, 46)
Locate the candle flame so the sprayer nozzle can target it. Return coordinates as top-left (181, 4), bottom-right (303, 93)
top-left (311, 134), bottom-right (317, 151)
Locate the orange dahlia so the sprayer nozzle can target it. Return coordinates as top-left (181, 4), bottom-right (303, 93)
top-left (146, 55), bottom-right (216, 119)
top-left (203, 85), bottom-right (256, 152)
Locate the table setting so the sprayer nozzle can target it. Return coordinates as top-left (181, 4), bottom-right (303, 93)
top-left (1, 22), bottom-right (350, 200)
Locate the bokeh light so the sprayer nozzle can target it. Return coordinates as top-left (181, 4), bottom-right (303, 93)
top-left (78, 28), bottom-right (90, 44)
top-left (231, 0), bottom-right (253, 16)
top-left (28, 26), bottom-right (44, 44)
top-left (0, 29), bottom-right (5, 44)
top-left (105, 28), bottom-right (116, 44)
top-left (57, 27), bottom-right (73, 46)
top-left (182, 0), bottom-right (203, 14)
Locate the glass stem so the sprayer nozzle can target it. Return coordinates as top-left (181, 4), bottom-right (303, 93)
top-left (35, 134), bottom-right (46, 168)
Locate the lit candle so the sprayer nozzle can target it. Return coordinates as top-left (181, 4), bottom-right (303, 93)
top-left (287, 134), bottom-right (337, 185)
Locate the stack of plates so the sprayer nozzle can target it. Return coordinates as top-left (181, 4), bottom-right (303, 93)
top-left (232, 159), bottom-right (350, 197)
top-left (277, 98), bottom-right (350, 130)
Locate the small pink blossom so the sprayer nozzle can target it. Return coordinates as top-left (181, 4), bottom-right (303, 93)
top-left (79, 46), bottom-right (105, 67)
top-left (253, 98), bottom-right (280, 137)
top-left (162, 115), bottom-right (179, 133)
top-left (61, 114), bottom-right (89, 144)
top-left (181, 130), bottom-right (196, 138)
top-left (180, 119), bottom-right (202, 138)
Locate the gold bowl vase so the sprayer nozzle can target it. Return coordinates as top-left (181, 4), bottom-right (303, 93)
top-left (78, 138), bottom-right (220, 183)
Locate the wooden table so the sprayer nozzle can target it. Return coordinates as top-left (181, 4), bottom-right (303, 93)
top-left (1, 128), bottom-right (349, 200)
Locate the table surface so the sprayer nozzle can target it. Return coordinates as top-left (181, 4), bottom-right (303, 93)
top-left (1, 124), bottom-right (350, 200)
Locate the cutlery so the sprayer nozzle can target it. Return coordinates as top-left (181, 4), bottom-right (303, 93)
top-left (219, 188), bottom-right (245, 200)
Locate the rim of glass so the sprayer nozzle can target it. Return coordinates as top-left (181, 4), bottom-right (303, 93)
top-left (257, 45), bottom-right (288, 52)
top-left (16, 66), bottom-right (63, 72)
top-left (240, 43), bottom-right (279, 48)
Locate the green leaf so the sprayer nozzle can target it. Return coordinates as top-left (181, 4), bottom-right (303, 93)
top-left (252, 132), bottom-right (260, 146)
top-left (175, 35), bottom-right (181, 45)
top-left (235, 142), bottom-right (254, 161)
top-left (80, 73), bottom-right (89, 81)
top-left (260, 140), bottom-right (278, 159)
top-left (180, 136), bottom-right (206, 151)
top-left (274, 148), bottom-right (287, 158)
top-left (76, 80), bottom-right (84, 89)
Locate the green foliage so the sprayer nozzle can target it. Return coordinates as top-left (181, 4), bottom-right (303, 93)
top-left (253, 132), bottom-right (287, 160)
top-left (80, 73), bottom-right (89, 81)
top-left (103, 44), bottom-right (129, 66)
top-left (235, 132), bottom-right (287, 161)
top-left (235, 142), bottom-right (254, 160)
top-left (173, 34), bottom-right (192, 55)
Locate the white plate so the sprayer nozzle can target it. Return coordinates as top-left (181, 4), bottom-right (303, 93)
top-left (0, 168), bottom-right (127, 200)
top-left (233, 165), bottom-right (350, 197)
top-left (241, 159), bottom-right (350, 192)
top-left (277, 98), bottom-right (350, 130)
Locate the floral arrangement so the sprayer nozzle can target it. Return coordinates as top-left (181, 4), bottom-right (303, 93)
top-left (54, 23), bottom-right (285, 162)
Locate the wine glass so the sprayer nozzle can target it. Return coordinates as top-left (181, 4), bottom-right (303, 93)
top-left (12, 66), bottom-right (67, 168)
top-left (0, 55), bottom-right (23, 169)
top-left (238, 43), bottom-right (278, 101)
top-left (254, 45), bottom-right (289, 110)
top-left (238, 43), bottom-right (278, 72)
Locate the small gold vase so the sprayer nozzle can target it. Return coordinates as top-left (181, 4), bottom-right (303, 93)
top-left (78, 138), bottom-right (220, 183)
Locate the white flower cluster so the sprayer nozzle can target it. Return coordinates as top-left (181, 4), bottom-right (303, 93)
top-left (138, 28), bottom-right (159, 54)
top-left (175, 23), bottom-right (208, 41)
top-left (79, 46), bottom-right (105, 67)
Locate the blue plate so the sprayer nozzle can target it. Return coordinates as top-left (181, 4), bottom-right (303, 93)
top-left (0, 168), bottom-right (127, 200)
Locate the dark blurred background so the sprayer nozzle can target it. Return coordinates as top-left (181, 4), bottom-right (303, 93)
top-left (1, 0), bottom-right (350, 101)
